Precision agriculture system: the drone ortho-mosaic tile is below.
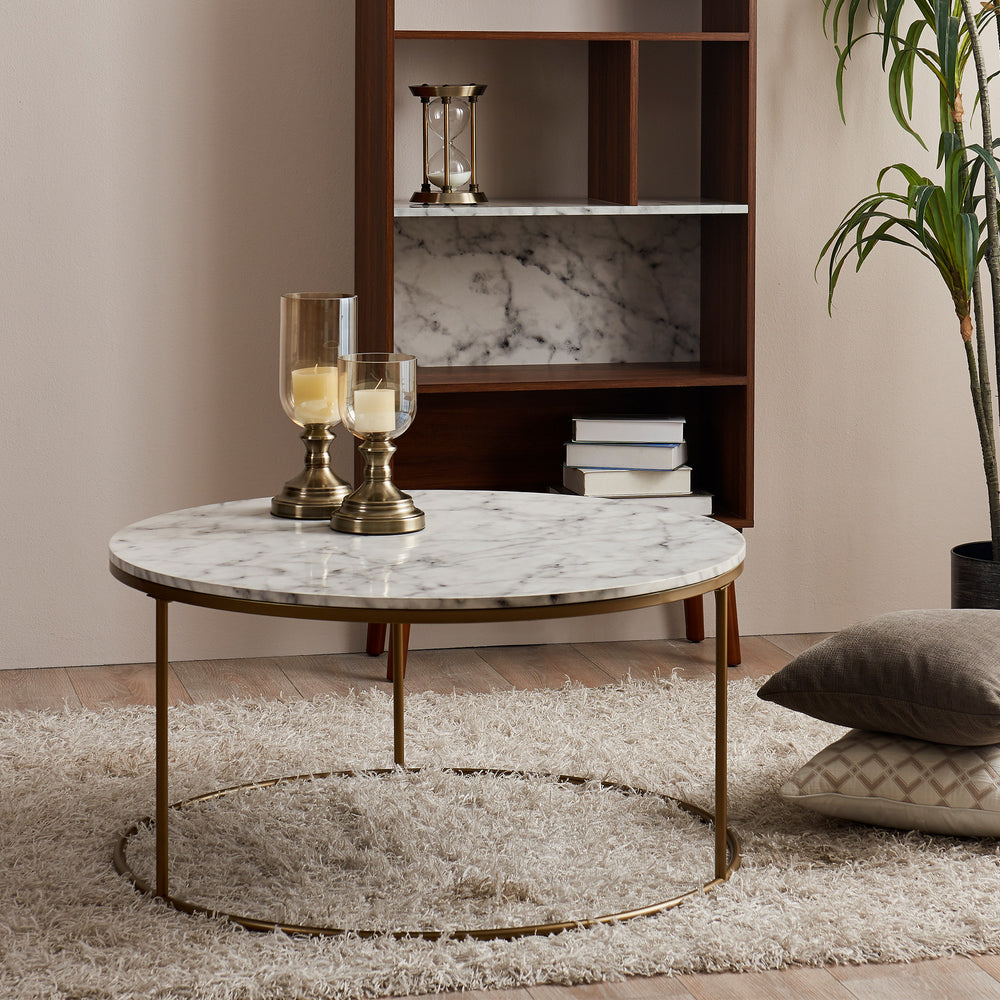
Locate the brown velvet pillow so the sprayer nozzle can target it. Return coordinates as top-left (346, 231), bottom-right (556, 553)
top-left (758, 610), bottom-right (1000, 746)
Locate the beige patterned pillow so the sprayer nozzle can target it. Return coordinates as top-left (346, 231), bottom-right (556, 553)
top-left (781, 730), bottom-right (1000, 836)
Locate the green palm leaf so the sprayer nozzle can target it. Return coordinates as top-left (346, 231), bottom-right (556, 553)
top-left (820, 0), bottom-right (1000, 558)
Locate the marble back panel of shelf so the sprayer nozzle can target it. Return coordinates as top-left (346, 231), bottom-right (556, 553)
top-left (393, 214), bottom-right (699, 367)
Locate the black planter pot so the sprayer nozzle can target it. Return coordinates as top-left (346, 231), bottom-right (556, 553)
top-left (951, 541), bottom-right (1000, 608)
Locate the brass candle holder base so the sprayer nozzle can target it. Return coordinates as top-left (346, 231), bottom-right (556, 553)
top-left (271, 424), bottom-right (352, 520)
top-left (330, 434), bottom-right (425, 535)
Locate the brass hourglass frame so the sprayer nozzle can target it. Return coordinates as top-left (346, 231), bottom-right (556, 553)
top-left (271, 293), bottom-right (356, 519)
top-left (409, 84), bottom-right (487, 205)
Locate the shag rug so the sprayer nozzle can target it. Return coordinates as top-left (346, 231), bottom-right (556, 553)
top-left (4, 676), bottom-right (1000, 1000)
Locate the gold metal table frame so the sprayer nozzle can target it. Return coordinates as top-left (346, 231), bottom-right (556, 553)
top-left (110, 560), bottom-right (743, 940)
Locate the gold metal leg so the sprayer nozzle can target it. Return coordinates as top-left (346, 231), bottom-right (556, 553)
top-left (155, 598), bottom-right (170, 898)
top-left (391, 622), bottom-right (405, 767)
top-left (714, 584), bottom-right (729, 880)
top-left (114, 585), bottom-right (743, 938)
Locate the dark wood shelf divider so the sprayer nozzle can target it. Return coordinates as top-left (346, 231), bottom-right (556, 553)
top-left (588, 40), bottom-right (639, 205)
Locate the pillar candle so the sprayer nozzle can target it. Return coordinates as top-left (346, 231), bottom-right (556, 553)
top-left (353, 387), bottom-right (396, 433)
top-left (291, 366), bottom-right (339, 425)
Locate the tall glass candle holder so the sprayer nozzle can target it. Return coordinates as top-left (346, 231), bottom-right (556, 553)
top-left (271, 293), bottom-right (356, 519)
top-left (330, 353), bottom-right (425, 535)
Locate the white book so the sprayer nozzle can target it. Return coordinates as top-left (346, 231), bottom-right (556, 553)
top-left (564, 440), bottom-right (688, 471)
top-left (607, 492), bottom-right (713, 514)
top-left (572, 415), bottom-right (686, 444)
top-left (563, 464), bottom-right (693, 496)
top-left (552, 482), bottom-right (711, 514)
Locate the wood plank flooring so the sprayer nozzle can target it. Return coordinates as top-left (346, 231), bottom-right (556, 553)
top-left (7, 634), bottom-right (998, 999)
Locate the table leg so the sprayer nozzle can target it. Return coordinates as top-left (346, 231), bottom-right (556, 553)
top-left (714, 584), bottom-right (729, 881)
top-left (386, 623), bottom-right (411, 682)
top-left (391, 622), bottom-right (405, 767)
top-left (155, 598), bottom-right (170, 898)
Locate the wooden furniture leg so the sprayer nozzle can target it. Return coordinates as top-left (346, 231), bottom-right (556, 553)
top-left (365, 622), bottom-right (411, 681)
top-left (726, 583), bottom-right (741, 666)
top-left (680, 588), bottom-right (741, 666)
top-left (366, 622), bottom-right (387, 656)
top-left (683, 596), bottom-right (705, 642)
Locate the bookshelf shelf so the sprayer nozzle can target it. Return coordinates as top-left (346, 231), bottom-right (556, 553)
top-left (395, 199), bottom-right (750, 218)
top-left (395, 31), bottom-right (752, 43)
top-left (418, 364), bottom-right (750, 394)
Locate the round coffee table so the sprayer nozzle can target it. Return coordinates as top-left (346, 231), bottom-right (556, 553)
top-left (109, 489), bottom-right (745, 938)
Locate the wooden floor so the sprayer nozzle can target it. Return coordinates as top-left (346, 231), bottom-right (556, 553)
top-left (5, 634), bottom-right (1000, 1000)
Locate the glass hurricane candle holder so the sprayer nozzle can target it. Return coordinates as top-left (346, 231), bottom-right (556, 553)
top-left (330, 353), bottom-right (425, 535)
top-left (271, 293), bottom-right (356, 519)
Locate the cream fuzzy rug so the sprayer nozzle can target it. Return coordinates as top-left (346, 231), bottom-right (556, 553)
top-left (4, 675), bottom-right (1000, 1000)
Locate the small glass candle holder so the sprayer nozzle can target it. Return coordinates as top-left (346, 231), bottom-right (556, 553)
top-left (271, 293), bottom-right (356, 519)
top-left (330, 353), bottom-right (425, 535)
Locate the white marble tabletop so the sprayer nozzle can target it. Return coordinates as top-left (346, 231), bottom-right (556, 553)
top-left (109, 491), bottom-right (744, 614)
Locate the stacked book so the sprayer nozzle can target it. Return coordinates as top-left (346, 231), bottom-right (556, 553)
top-left (562, 415), bottom-right (712, 514)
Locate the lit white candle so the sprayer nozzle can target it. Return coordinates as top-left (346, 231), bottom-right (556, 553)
top-left (291, 366), bottom-right (339, 425)
top-left (353, 387), bottom-right (396, 433)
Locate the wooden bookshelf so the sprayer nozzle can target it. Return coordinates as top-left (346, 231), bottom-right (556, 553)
top-left (354, 1), bottom-right (756, 528)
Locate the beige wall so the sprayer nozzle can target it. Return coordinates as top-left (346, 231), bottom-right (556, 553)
top-left (0, 1), bottom-right (987, 670)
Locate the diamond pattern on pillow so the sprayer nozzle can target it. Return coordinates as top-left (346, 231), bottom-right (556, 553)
top-left (781, 730), bottom-right (1000, 836)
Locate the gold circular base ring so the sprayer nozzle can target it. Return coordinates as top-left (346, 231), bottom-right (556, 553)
top-left (114, 767), bottom-right (741, 940)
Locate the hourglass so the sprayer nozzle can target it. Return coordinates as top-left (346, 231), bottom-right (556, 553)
top-left (409, 84), bottom-right (487, 205)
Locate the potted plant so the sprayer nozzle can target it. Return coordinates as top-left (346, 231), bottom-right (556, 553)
top-left (819, 0), bottom-right (1000, 606)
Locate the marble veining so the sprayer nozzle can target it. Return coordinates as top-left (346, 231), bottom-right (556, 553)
top-left (394, 215), bottom-right (699, 366)
top-left (109, 491), bottom-right (744, 614)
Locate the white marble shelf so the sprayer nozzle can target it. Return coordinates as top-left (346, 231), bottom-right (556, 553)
top-left (394, 199), bottom-right (749, 218)
top-left (109, 491), bottom-right (745, 614)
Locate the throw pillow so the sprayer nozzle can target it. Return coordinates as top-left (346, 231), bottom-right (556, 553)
top-left (757, 609), bottom-right (1000, 745)
top-left (781, 729), bottom-right (1000, 837)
